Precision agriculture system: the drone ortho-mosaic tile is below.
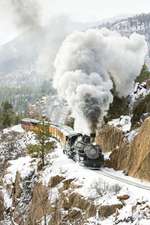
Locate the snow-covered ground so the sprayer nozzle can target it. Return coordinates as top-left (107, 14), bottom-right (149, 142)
top-left (3, 124), bottom-right (25, 134)
top-left (3, 140), bottom-right (150, 224)
top-left (4, 156), bottom-right (36, 185)
top-left (41, 144), bottom-right (150, 224)
top-left (130, 82), bottom-right (150, 104)
top-left (41, 143), bottom-right (150, 197)
top-left (108, 115), bottom-right (131, 133)
top-left (1, 125), bottom-right (150, 224)
top-left (108, 115), bottom-right (140, 142)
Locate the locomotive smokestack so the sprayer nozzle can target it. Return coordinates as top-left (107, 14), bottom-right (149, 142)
top-left (90, 133), bottom-right (96, 143)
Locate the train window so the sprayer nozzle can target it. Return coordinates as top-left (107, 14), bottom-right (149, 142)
top-left (68, 135), bottom-right (79, 146)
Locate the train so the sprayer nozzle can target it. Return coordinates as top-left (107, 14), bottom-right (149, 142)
top-left (21, 118), bottom-right (104, 169)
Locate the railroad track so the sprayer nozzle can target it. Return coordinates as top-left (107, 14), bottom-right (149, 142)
top-left (97, 169), bottom-right (150, 191)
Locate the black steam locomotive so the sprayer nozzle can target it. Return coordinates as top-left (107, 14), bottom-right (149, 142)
top-left (64, 133), bottom-right (104, 169)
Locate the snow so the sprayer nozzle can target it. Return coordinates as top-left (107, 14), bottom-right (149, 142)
top-left (41, 143), bottom-right (150, 208)
top-left (4, 156), bottom-right (36, 184)
top-left (103, 167), bottom-right (150, 190)
top-left (103, 152), bottom-right (111, 160)
top-left (2, 188), bottom-right (12, 209)
top-left (108, 115), bottom-right (131, 132)
top-left (1, 126), bottom-right (150, 224)
top-left (3, 124), bottom-right (25, 134)
top-left (139, 219), bottom-right (150, 225)
top-left (41, 215), bottom-right (52, 225)
top-left (48, 187), bottom-right (59, 203)
top-left (130, 82), bottom-right (150, 104)
top-left (125, 129), bottom-right (139, 142)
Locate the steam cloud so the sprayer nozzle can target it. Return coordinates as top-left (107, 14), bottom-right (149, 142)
top-left (53, 28), bottom-right (147, 134)
top-left (36, 15), bottom-right (76, 78)
top-left (11, 0), bottom-right (41, 29)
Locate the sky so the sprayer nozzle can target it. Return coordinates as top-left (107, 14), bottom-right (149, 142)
top-left (44, 0), bottom-right (150, 22)
top-left (0, 0), bottom-right (150, 45)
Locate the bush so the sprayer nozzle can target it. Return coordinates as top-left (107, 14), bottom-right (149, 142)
top-left (27, 142), bottom-right (56, 158)
top-left (91, 180), bottom-right (121, 197)
top-left (0, 101), bottom-right (22, 129)
top-left (27, 144), bottom-right (41, 157)
top-left (27, 121), bottom-right (56, 167)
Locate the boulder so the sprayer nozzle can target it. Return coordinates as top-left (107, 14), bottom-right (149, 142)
top-left (98, 204), bottom-right (123, 218)
top-left (61, 192), bottom-right (96, 217)
top-left (68, 208), bottom-right (82, 222)
top-left (62, 178), bottom-right (75, 190)
top-left (48, 175), bottom-right (65, 188)
top-left (117, 195), bottom-right (130, 201)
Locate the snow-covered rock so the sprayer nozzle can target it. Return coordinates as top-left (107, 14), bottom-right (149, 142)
top-left (108, 115), bottom-right (131, 133)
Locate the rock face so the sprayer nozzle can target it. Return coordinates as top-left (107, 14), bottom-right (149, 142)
top-left (96, 117), bottom-right (150, 181)
top-left (128, 118), bottom-right (150, 180)
top-left (98, 204), bottom-right (122, 218)
top-left (27, 183), bottom-right (50, 225)
top-left (96, 125), bottom-right (130, 170)
top-left (1, 124), bottom-right (150, 224)
top-left (13, 171), bottom-right (22, 205)
top-left (48, 175), bottom-right (65, 188)
top-left (0, 191), bottom-right (4, 220)
top-left (24, 175), bottom-right (123, 225)
top-left (96, 125), bottom-right (124, 152)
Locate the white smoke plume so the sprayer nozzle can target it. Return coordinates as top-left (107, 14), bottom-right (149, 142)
top-left (36, 15), bottom-right (93, 78)
top-left (53, 28), bottom-right (147, 134)
top-left (36, 15), bottom-right (76, 78)
top-left (10, 0), bottom-right (41, 29)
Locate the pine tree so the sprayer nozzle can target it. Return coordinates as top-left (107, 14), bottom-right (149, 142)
top-left (0, 101), bottom-right (15, 128)
top-left (27, 120), bottom-right (55, 167)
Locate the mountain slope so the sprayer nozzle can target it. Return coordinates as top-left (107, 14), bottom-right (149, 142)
top-left (98, 13), bottom-right (150, 55)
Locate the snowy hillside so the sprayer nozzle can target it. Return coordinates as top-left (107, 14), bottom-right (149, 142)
top-left (0, 125), bottom-right (150, 224)
top-left (98, 13), bottom-right (150, 56)
top-left (0, 78), bottom-right (150, 224)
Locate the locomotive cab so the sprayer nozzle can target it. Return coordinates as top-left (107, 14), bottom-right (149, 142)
top-left (64, 133), bottom-right (82, 159)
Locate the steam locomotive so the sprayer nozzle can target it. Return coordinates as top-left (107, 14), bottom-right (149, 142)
top-left (21, 118), bottom-right (104, 169)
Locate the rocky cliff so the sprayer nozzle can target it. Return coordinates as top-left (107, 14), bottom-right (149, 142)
top-left (96, 124), bottom-right (130, 170)
top-left (96, 117), bottom-right (150, 181)
top-left (128, 117), bottom-right (150, 180)
top-left (1, 125), bottom-right (150, 224)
